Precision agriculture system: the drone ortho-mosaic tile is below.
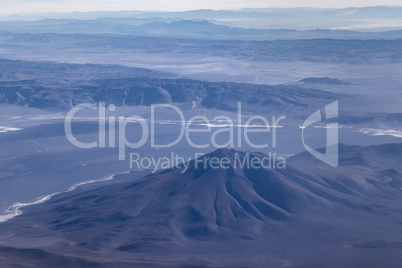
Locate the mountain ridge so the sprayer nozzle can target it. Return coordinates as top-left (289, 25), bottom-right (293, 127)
top-left (1, 143), bottom-right (402, 266)
top-left (0, 59), bottom-right (340, 111)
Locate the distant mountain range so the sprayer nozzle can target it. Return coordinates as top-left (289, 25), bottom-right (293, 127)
top-left (1, 32), bottom-right (401, 65)
top-left (0, 59), bottom-right (339, 112)
top-left (2, 6), bottom-right (402, 32)
top-left (2, 18), bottom-right (402, 40)
top-left (1, 143), bottom-right (402, 267)
top-left (0, 58), bottom-right (172, 81)
top-left (299, 77), bottom-right (349, 85)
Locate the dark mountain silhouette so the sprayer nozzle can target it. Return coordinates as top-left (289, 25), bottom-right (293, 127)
top-left (299, 77), bottom-right (349, 85)
top-left (1, 144), bottom-right (402, 267)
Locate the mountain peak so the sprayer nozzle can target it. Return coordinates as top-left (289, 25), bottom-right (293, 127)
top-left (204, 147), bottom-right (237, 158)
top-left (4, 144), bottom-right (402, 264)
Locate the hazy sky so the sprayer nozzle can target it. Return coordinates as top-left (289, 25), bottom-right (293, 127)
top-left (0, 0), bottom-right (401, 16)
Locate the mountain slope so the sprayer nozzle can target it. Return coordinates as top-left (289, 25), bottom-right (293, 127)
top-left (1, 144), bottom-right (402, 267)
